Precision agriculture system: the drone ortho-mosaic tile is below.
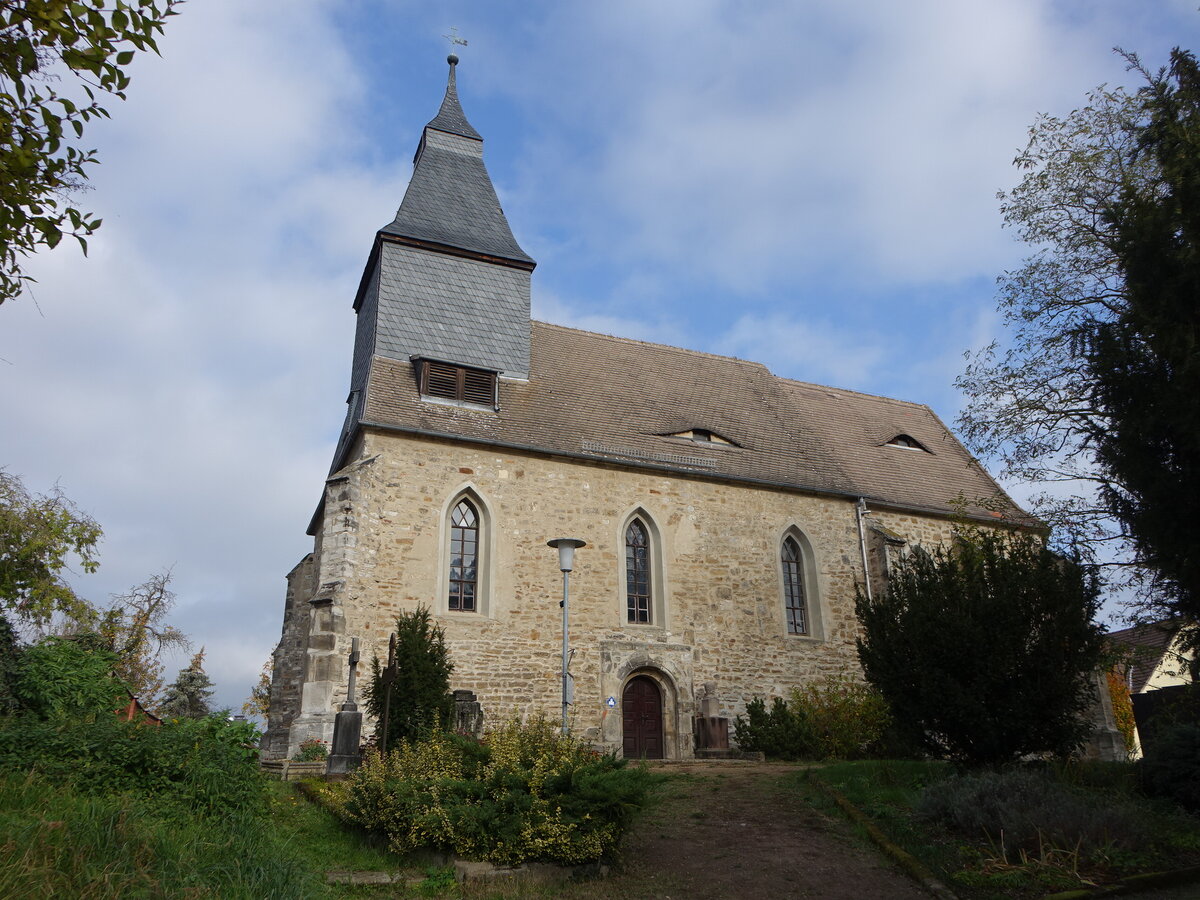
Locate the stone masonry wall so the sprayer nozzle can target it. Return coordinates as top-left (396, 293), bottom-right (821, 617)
top-left (270, 429), bottom-right (977, 758)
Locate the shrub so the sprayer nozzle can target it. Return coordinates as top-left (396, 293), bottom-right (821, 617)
top-left (732, 696), bottom-right (815, 760)
top-left (856, 531), bottom-right (1106, 765)
top-left (917, 767), bottom-right (1174, 864)
top-left (1140, 722), bottom-right (1200, 812)
top-left (344, 718), bottom-right (658, 866)
top-left (293, 738), bottom-right (329, 762)
top-left (14, 634), bottom-right (125, 720)
top-left (0, 714), bottom-right (266, 818)
top-left (790, 675), bottom-right (892, 760)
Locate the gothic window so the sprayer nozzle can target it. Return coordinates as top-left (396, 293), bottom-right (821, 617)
top-left (782, 535), bottom-right (808, 635)
top-left (449, 498), bottom-right (479, 612)
top-left (626, 518), bottom-right (651, 624)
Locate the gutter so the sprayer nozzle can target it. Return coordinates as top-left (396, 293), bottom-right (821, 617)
top-left (855, 497), bottom-right (873, 604)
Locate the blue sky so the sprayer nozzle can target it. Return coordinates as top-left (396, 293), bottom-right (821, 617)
top-left (1, 1), bottom-right (1195, 711)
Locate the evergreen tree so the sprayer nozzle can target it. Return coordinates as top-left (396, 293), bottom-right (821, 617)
top-left (856, 531), bottom-right (1106, 766)
top-left (366, 606), bottom-right (454, 748)
top-left (1090, 49), bottom-right (1200, 656)
top-left (159, 648), bottom-right (214, 719)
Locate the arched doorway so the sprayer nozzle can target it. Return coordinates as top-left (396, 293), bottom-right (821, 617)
top-left (622, 675), bottom-right (663, 759)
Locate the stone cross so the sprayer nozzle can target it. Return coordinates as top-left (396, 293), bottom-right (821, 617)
top-left (378, 633), bottom-right (398, 754)
top-left (345, 637), bottom-right (361, 707)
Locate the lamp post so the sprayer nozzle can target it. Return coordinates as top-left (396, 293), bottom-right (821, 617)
top-left (547, 538), bottom-right (586, 734)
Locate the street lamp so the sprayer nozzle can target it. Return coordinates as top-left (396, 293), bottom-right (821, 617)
top-left (547, 537), bottom-right (586, 734)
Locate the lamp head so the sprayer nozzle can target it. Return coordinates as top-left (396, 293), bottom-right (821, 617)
top-left (547, 537), bottom-right (587, 572)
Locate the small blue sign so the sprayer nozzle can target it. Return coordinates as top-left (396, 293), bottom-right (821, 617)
top-left (605, 696), bottom-right (617, 708)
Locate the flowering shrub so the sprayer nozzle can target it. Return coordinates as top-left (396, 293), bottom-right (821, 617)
top-left (791, 675), bottom-right (892, 760)
top-left (292, 738), bottom-right (328, 762)
top-left (343, 717), bottom-right (658, 866)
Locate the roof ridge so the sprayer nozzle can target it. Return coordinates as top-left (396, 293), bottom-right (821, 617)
top-left (531, 320), bottom-right (771, 371)
top-left (773, 374), bottom-right (932, 410)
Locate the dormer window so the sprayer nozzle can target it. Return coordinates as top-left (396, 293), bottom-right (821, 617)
top-left (414, 358), bottom-right (497, 407)
top-left (886, 434), bottom-right (928, 452)
top-left (668, 428), bottom-right (738, 446)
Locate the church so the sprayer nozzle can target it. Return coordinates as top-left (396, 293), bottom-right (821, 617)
top-left (263, 56), bottom-right (1026, 760)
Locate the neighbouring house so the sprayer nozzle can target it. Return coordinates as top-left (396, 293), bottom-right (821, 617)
top-left (264, 56), bottom-right (1056, 761)
top-left (1109, 620), bottom-right (1196, 756)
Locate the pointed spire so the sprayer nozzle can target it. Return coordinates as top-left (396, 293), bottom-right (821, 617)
top-left (380, 54), bottom-right (533, 265)
top-left (425, 54), bottom-right (482, 141)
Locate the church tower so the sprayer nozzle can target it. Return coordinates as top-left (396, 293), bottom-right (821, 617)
top-left (334, 53), bottom-right (535, 468)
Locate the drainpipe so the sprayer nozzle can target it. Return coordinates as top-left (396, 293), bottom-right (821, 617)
top-left (855, 498), bottom-right (873, 603)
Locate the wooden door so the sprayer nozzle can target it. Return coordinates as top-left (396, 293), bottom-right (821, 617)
top-left (622, 675), bottom-right (663, 759)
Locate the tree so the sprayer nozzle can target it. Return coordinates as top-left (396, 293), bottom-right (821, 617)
top-left (0, 470), bottom-right (101, 627)
top-left (956, 80), bottom-right (1155, 564)
top-left (1088, 50), bottom-right (1200, 649)
top-left (242, 657), bottom-right (271, 720)
top-left (0, 0), bottom-right (179, 304)
top-left (159, 648), bottom-right (214, 719)
top-left (855, 531), bottom-right (1106, 765)
top-left (365, 606), bottom-right (454, 748)
top-left (93, 571), bottom-right (189, 710)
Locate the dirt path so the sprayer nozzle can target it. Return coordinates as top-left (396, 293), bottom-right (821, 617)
top-left (509, 761), bottom-right (934, 900)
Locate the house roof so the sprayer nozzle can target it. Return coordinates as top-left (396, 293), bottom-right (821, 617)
top-left (358, 321), bottom-right (1029, 525)
top-left (1109, 621), bottom-right (1186, 693)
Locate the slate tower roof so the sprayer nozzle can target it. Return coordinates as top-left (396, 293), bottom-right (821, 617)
top-left (334, 56), bottom-right (535, 468)
top-left (379, 56), bottom-right (533, 265)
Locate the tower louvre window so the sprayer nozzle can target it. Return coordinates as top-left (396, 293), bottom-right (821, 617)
top-left (416, 359), bottom-right (497, 407)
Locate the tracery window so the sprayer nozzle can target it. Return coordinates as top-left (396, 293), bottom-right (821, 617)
top-left (782, 535), bottom-right (808, 635)
top-left (449, 498), bottom-right (479, 612)
top-left (625, 518), bottom-right (651, 624)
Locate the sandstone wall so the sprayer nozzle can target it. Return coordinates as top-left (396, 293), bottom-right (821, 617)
top-left (268, 429), bottom-right (974, 758)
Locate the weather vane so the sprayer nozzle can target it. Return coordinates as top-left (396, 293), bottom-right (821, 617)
top-left (443, 26), bottom-right (468, 52)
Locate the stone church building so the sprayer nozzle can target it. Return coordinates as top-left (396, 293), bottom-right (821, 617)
top-left (263, 58), bottom-right (1026, 760)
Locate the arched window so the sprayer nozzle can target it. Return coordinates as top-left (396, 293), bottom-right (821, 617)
top-left (449, 498), bottom-right (479, 612)
top-left (782, 535), bottom-right (808, 635)
top-left (626, 518), bottom-right (652, 623)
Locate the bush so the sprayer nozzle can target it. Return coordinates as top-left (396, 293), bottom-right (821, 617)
top-left (856, 531), bottom-right (1107, 765)
top-left (293, 738), bottom-right (329, 762)
top-left (732, 696), bottom-right (815, 760)
top-left (344, 718), bottom-right (659, 866)
top-left (14, 634), bottom-right (126, 720)
top-left (0, 714), bottom-right (266, 818)
top-left (1140, 722), bottom-right (1200, 812)
top-left (917, 767), bottom-right (1175, 864)
top-left (790, 676), bottom-right (892, 760)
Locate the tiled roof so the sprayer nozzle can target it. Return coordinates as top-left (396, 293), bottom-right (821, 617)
top-left (1109, 622), bottom-right (1183, 693)
top-left (360, 321), bottom-right (1028, 524)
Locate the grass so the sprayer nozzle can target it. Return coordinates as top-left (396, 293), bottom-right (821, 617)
top-left (0, 769), bottom-right (328, 899)
top-left (805, 760), bottom-right (1200, 900)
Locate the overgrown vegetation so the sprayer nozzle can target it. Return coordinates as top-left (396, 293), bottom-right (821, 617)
top-left (733, 675), bottom-right (892, 761)
top-left (856, 530), bottom-right (1107, 765)
top-left (811, 760), bottom-right (1200, 897)
top-left (333, 717), bottom-right (660, 867)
